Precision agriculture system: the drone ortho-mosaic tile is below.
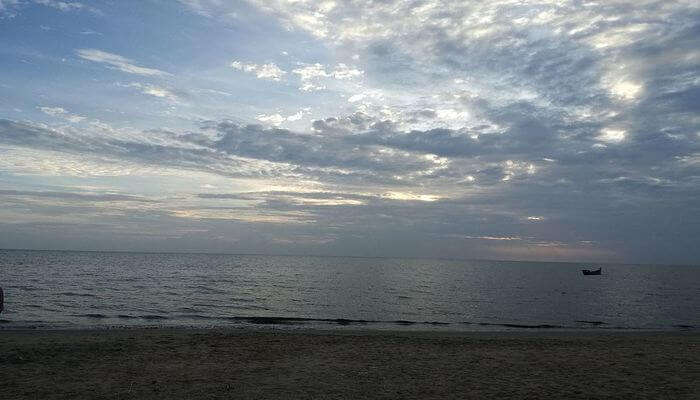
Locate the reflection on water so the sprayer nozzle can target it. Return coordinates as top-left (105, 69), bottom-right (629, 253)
top-left (0, 250), bottom-right (698, 330)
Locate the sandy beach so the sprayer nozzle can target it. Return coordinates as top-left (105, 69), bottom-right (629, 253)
top-left (1, 328), bottom-right (698, 399)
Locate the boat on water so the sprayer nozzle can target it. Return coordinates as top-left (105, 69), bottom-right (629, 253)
top-left (582, 267), bottom-right (602, 275)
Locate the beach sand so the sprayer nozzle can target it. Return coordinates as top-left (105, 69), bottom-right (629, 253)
top-left (1, 328), bottom-right (698, 399)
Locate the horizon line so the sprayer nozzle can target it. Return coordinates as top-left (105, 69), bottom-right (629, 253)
top-left (1, 247), bottom-right (696, 268)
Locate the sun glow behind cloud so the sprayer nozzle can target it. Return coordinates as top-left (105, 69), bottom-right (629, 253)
top-left (610, 80), bottom-right (643, 100)
top-left (597, 128), bottom-right (626, 143)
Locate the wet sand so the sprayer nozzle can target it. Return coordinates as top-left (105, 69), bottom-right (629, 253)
top-left (1, 328), bottom-right (698, 399)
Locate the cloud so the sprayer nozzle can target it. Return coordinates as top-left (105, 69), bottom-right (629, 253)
top-left (2, 1), bottom-right (700, 262)
top-left (79, 29), bottom-right (102, 35)
top-left (235, 1), bottom-right (700, 139)
top-left (0, 189), bottom-right (156, 202)
top-left (332, 64), bottom-right (363, 80)
top-left (597, 128), bottom-right (626, 144)
top-left (76, 49), bottom-right (170, 76)
top-left (227, 60), bottom-right (364, 91)
top-left (292, 63), bottom-right (363, 91)
top-left (292, 63), bottom-right (327, 91)
top-left (119, 83), bottom-right (180, 101)
top-left (34, 0), bottom-right (83, 11)
top-left (255, 113), bottom-right (286, 126)
top-left (0, 0), bottom-right (19, 17)
top-left (38, 106), bottom-right (86, 123)
top-left (7, 105), bottom-right (697, 199)
top-left (231, 61), bottom-right (286, 81)
top-left (5, 107), bottom-right (699, 262)
top-left (2, 0), bottom-right (88, 16)
top-left (176, 0), bottom-right (217, 17)
top-left (256, 110), bottom-right (307, 126)
top-left (0, 0), bottom-right (18, 10)
top-left (462, 235), bottom-right (522, 241)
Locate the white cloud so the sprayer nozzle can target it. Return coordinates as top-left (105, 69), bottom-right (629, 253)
top-left (38, 106), bottom-right (86, 123)
top-left (436, 109), bottom-right (470, 122)
top-left (292, 63), bottom-right (327, 80)
top-left (79, 29), bottom-right (102, 35)
top-left (143, 86), bottom-right (175, 99)
top-left (256, 109), bottom-right (308, 126)
top-left (382, 191), bottom-right (440, 202)
top-left (347, 93), bottom-right (365, 103)
top-left (76, 49), bottom-right (170, 76)
top-left (292, 63), bottom-right (328, 91)
top-left (292, 62), bottom-right (363, 91)
top-left (501, 160), bottom-right (537, 182)
top-left (34, 0), bottom-right (83, 11)
top-left (463, 235), bottom-right (522, 241)
top-left (331, 63), bottom-right (363, 80)
top-left (0, 0), bottom-right (19, 17)
top-left (256, 113), bottom-right (286, 126)
top-left (38, 106), bottom-right (67, 116)
top-left (120, 83), bottom-right (179, 101)
top-left (231, 61), bottom-right (286, 81)
top-left (286, 111), bottom-right (303, 122)
top-left (0, 0), bottom-right (18, 10)
top-left (588, 23), bottom-right (651, 49)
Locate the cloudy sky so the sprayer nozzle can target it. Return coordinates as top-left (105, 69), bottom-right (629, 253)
top-left (0, 0), bottom-right (698, 264)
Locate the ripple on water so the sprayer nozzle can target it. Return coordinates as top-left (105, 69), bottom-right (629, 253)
top-left (80, 313), bottom-right (109, 319)
top-left (59, 292), bottom-right (97, 298)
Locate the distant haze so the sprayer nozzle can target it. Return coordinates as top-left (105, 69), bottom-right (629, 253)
top-left (0, 1), bottom-right (698, 264)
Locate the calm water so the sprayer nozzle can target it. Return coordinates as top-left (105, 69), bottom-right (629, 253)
top-left (0, 250), bottom-right (698, 331)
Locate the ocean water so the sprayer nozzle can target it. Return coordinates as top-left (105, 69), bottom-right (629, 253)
top-left (0, 250), bottom-right (698, 331)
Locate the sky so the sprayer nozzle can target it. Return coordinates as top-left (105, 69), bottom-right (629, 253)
top-left (0, 0), bottom-right (698, 264)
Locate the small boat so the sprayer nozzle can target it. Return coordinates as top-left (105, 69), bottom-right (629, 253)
top-left (582, 267), bottom-right (602, 275)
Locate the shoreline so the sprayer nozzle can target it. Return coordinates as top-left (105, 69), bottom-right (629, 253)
top-left (2, 328), bottom-right (699, 399)
top-left (2, 313), bottom-right (696, 333)
top-left (2, 324), bottom-right (699, 336)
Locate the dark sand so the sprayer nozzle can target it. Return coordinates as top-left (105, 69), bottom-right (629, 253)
top-left (1, 328), bottom-right (698, 399)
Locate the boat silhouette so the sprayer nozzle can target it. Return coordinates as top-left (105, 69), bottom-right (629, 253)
top-left (581, 267), bottom-right (602, 275)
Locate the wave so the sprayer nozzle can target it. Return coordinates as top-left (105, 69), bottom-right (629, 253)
top-left (0, 314), bottom-right (694, 331)
top-left (9, 285), bottom-right (39, 291)
top-left (673, 324), bottom-right (694, 329)
top-left (80, 313), bottom-right (108, 319)
top-left (66, 313), bottom-right (695, 330)
top-left (141, 315), bottom-right (169, 320)
top-left (229, 297), bottom-right (257, 303)
top-left (178, 314), bottom-right (218, 320)
top-left (59, 292), bottom-right (97, 298)
top-left (78, 314), bottom-right (171, 320)
top-left (223, 316), bottom-right (374, 325)
top-left (220, 316), bottom-right (453, 327)
top-left (471, 322), bottom-right (563, 329)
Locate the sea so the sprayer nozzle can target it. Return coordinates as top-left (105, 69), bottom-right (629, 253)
top-left (0, 249), bottom-right (698, 331)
